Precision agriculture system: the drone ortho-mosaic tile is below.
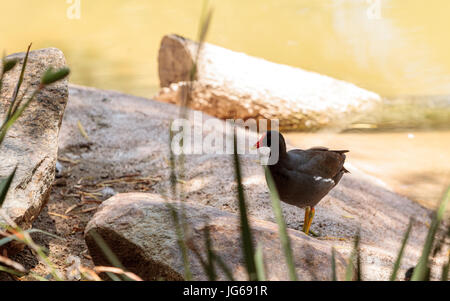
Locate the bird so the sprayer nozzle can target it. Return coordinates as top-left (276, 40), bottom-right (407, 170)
top-left (255, 130), bottom-right (349, 235)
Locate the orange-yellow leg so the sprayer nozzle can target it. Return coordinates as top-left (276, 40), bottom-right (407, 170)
top-left (302, 206), bottom-right (315, 235)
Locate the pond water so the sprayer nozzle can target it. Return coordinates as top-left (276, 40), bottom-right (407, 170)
top-left (2, 0), bottom-right (450, 99)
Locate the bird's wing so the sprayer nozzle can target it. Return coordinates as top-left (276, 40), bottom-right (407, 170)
top-left (287, 148), bottom-right (348, 180)
top-left (271, 165), bottom-right (337, 204)
top-left (308, 147), bottom-right (349, 154)
top-left (308, 146), bottom-right (329, 151)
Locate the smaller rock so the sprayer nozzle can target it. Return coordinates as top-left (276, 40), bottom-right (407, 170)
top-left (55, 161), bottom-right (64, 178)
top-left (85, 193), bottom-right (347, 281)
top-left (100, 187), bottom-right (116, 199)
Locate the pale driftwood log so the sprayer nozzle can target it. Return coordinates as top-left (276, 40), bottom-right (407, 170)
top-left (156, 34), bottom-right (381, 130)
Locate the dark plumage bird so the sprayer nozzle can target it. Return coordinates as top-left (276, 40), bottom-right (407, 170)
top-left (255, 131), bottom-right (349, 235)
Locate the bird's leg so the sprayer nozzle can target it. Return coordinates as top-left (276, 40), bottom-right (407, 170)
top-left (303, 206), bottom-right (311, 234)
top-left (303, 206), bottom-right (315, 235)
top-left (307, 207), bottom-right (315, 235)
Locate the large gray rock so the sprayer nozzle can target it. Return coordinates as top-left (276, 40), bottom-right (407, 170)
top-left (156, 34), bottom-right (382, 131)
top-left (85, 193), bottom-right (348, 281)
top-left (63, 85), bottom-right (442, 280)
top-left (0, 48), bottom-right (68, 230)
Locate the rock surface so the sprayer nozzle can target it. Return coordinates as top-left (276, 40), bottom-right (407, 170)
top-left (156, 34), bottom-right (382, 131)
top-left (85, 193), bottom-right (348, 281)
top-left (62, 85), bottom-right (445, 280)
top-left (0, 48), bottom-right (68, 231)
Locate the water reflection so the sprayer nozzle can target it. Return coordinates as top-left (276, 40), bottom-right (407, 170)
top-left (1, 0), bottom-right (450, 101)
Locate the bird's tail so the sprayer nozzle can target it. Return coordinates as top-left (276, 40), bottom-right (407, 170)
top-left (332, 150), bottom-right (350, 154)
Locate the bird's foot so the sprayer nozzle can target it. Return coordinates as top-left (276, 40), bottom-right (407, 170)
top-left (316, 236), bottom-right (349, 241)
top-left (308, 230), bottom-right (319, 237)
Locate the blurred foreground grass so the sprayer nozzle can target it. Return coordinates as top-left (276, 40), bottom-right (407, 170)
top-left (1, 1), bottom-right (449, 282)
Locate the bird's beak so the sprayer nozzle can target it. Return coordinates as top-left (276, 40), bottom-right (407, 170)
top-left (251, 141), bottom-right (260, 150)
top-left (252, 135), bottom-right (265, 150)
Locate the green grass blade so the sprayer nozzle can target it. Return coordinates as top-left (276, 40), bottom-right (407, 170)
top-left (233, 131), bottom-right (257, 281)
top-left (345, 255), bottom-right (354, 281)
top-left (0, 57), bottom-right (19, 93)
top-left (167, 1), bottom-right (213, 282)
top-left (40, 67), bottom-right (70, 85)
top-left (29, 273), bottom-right (50, 281)
top-left (25, 228), bottom-right (63, 241)
top-left (0, 226), bottom-right (63, 280)
top-left (2, 58), bottom-right (19, 73)
top-left (0, 88), bottom-right (39, 144)
top-left (190, 0), bottom-right (214, 81)
top-left (0, 167), bottom-right (16, 208)
top-left (355, 231), bottom-right (362, 281)
top-left (331, 247), bottom-right (337, 281)
top-left (6, 43), bottom-right (31, 120)
top-left (87, 230), bottom-right (133, 281)
top-left (411, 186), bottom-right (450, 281)
top-left (87, 230), bottom-right (123, 268)
top-left (345, 231), bottom-right (361, 281)
top-left (186, 228), bottom-right (234, 281)
top-left (197, 0), bottom-right (214, 46)
top-left (204, 226), bottom-right (217, 281)
top-left (168, 126), bottom-right (178, 198)
top-left (180, 0), bottom-right (213, 118)
top-left (167, 203), bottom-right (193, 281)
top-left (105, 272), bottom-right (122, 281)
top-left (264, 166), bottom-right (298, 281)
top-left (442, 252), bottom-right (450, 281)
top-left (390, 219), bottom-right (413, 281)
top-left (6, 85), bottom-right (30, 121)
top-left (255, 244), bottom-right (266, 281)
top-left (188, 240), bottom-right (209, 278)
top-left (214, 253), bottom-right (235, 281)
top-left (167, 124), bottom-right (192, 281)
top-left (0, 227), bottom-right (62, 247)
top-left (0, 265), bottom-right (25, 277)
top-left (183, 219), bottom-right (234, 281)
top-left (440, 224), bottom-right (450, 281)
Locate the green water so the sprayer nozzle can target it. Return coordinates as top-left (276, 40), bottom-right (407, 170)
top-left (2, 0), bottom-right (450, 100)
